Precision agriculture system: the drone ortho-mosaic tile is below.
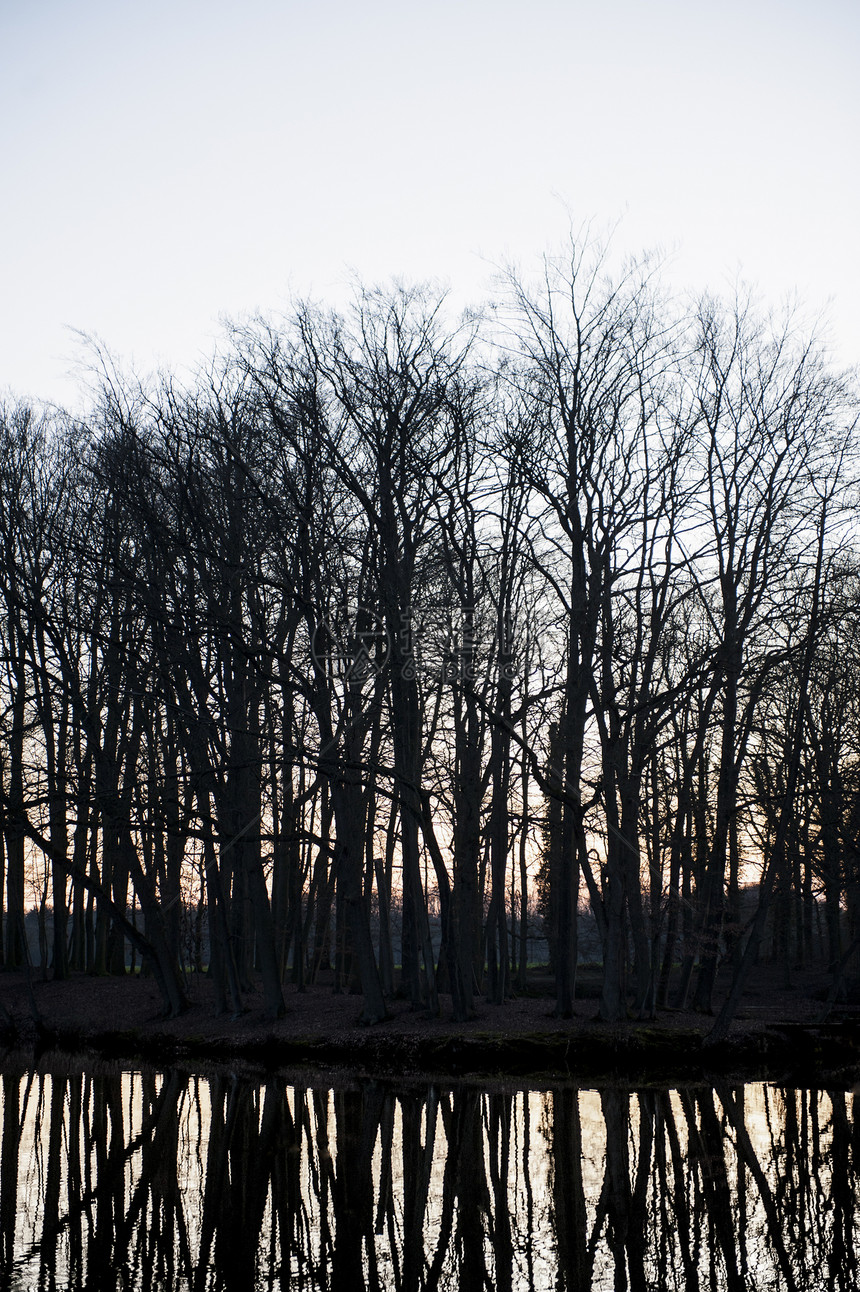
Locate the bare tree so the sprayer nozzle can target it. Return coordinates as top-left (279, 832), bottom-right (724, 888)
top-left (503, 238), bottom-right (685, 1018)
top-left (683, 295), bottom-right (844, 1012)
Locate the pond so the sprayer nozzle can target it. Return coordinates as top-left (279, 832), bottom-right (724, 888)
top-left (0, 1058), bottom-right (857, 1290)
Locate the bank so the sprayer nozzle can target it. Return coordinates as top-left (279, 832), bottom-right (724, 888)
top-left (2, 965), bottom-right (859, 1086)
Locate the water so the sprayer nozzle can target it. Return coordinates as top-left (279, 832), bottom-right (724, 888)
top-left (0, 1058), bottom-right (857, 1290)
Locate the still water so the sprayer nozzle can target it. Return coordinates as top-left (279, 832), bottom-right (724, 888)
top-left (0, 1059), bottom-right (857, 1291)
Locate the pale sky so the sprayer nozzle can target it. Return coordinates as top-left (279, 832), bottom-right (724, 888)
top-left (1, 0), bottom-right (858, 408)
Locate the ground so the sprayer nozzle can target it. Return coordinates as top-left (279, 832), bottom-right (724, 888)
top-left (1, 963), bottom-right (858, 1084)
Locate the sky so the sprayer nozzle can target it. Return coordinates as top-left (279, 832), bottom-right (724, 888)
top-left (1, 0), bottom-right (858, 408)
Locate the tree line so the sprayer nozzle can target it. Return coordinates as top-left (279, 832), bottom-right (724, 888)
top-left (1, 242), bottom-right (859, 1028)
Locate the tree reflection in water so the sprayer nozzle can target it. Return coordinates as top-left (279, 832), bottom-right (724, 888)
top-left (0, 1062), bottom-right (857, 1290)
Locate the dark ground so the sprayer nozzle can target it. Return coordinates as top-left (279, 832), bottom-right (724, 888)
top-left (2, 962), bottom-right (859, 1084)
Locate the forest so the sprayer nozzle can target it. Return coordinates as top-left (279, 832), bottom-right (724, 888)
top-left (1, 242), bottom-right (859, 1034)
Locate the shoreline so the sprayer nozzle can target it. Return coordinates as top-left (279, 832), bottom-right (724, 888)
top-left (2, 967), bottom-right (859, 1086)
